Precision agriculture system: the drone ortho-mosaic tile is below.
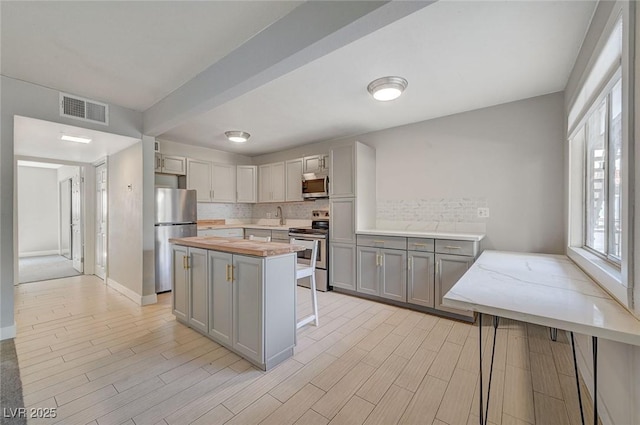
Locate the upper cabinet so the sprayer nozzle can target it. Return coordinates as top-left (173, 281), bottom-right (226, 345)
top-left (237, 165), bottom-right (257, 203)
top-left (330, 145), bottom-right (355, 197)
top-left (303, 154), bottom-right (329, 174)
top-left (187, 159), bottom-right (236, 203)
top-left (155, 153), bottom-right (186, 175)
top-left (285, 159), bottom-right (303, 202)
top-left (258, 162), bottom-right (285, 203)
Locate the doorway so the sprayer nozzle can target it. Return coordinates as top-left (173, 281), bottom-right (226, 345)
top-left (17, 161), bottom-right (83, 283)
top-left (95, 162), bottom-right (107, 280)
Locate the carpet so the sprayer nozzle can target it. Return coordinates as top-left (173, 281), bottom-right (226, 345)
top-left (19, 255), bottom-right (81, 284)
top-left (1, 339), bottom-right (25, 425)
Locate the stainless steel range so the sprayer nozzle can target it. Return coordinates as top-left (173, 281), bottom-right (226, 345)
top-left (289, 210), bottom-right (330, 291)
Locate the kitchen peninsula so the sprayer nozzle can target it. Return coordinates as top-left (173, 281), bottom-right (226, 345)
top-left (169, 236), bottom-right (305, 370)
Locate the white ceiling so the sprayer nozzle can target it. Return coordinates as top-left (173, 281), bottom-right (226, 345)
top-left (2, 1), bottom-right (597, 158)
top-left (14, 116), bottom-right (140, 164)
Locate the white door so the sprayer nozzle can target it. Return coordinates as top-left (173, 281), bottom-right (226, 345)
top-left (95, 163), bottom-right (107, 280)
top-left (71, 173), bottom-right (83, 273)
top-left (59, 179), bottom-right (72, 259)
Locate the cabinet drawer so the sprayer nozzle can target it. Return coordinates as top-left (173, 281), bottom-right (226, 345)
top-left (244, 228), bottom-right (272, 239)
top-left (198, 228), bottom-right (243, 238)
top-left (407, 238), bottom-right (434, 252)
top-left (357, 235), bottom-right (406, 250)
top-left (435, 239), bottom-right (478, 257)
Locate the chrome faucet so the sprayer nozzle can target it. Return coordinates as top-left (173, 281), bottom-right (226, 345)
top-left (275, 206), bottom-right (285, 225)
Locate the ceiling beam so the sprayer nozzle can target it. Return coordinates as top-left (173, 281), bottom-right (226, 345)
top-left (143, 0), bottom-right (434, 136)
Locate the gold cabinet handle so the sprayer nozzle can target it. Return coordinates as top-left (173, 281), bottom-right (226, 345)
top-left (373, 240), bottom-right (385, 244)
top-left (225, 264), bottom-right (230, 281)
top-left (408, 256), bottom-right (412, 270)
top-left (413, 243), bottom-right (428, 247)
top-left (444, 246), bottom-right (462, 250)
top-left (230, 265), bottom-right (235, 282)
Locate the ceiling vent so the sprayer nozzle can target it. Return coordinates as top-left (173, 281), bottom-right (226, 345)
top-left (60, 93), bottom-right (109, 125)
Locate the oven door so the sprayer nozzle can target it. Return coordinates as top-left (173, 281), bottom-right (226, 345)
top-left (289, 233), bottom-right (327, 269)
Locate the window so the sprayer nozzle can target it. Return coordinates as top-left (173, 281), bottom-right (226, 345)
top-left (584, 78), bottom-right (622, 263)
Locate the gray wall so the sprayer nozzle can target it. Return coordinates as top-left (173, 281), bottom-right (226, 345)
top-left (17, 166), bottom-right (59, 255)
top-left (108, 143), bottom-right (143, 296)
top-left (0, 75), bottom-right (142, 338)
top-left (254, 92), bottom-right (566, 254)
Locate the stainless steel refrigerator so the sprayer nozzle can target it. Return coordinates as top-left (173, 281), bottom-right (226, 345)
top-left (155, 188), bottom-right (197, 293)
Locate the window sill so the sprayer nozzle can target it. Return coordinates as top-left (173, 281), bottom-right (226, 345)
top-left (567, 246), bottom-right (628, 305)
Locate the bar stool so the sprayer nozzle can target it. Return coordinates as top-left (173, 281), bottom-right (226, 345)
top-left (290, 238), bottom-right (319, 329)
top-left (248, 235), bottom-right (271, 242)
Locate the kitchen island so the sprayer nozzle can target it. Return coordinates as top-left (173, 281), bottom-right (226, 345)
top-left (169, 236), bottom-right (305, 370)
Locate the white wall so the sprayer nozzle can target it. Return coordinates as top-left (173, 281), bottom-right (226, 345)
top-left (1, 76), bottom-right (143, 339)
top-left (157, 138), bottom-right (252, 165)
top-left (17, 166), bottom-right (59, 256)
top-left (107, 142), bottom-right (144, 301)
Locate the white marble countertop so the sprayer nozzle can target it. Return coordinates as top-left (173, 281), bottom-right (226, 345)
top-left (356, 229), bottom-right (485, 242)
top-left (442, 251), bottom-right (640, 346)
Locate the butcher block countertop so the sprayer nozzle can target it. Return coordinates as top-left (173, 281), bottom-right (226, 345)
top-left (170, 236), bottom-right (306, 257)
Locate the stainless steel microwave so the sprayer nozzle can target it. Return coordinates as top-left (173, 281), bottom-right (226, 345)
top-left (302, 173), bottom-right (329, 199)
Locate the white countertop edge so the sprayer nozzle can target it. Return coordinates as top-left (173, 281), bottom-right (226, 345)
top-left (442, 296), bottom-right (640, 346)
top-left (356, 229), bottom-right (485, 241)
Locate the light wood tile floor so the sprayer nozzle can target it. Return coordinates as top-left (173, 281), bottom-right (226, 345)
top-left (13, 275), bottom-right (598, 425)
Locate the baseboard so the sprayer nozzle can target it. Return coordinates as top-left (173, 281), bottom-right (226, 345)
top-left (19, 250), bottom-right (59, 258)
top-left (141, 293), bottom-right (157, 306)
top-left (0, 322), bottom-right (16, 340)
top-left (106, 278), bottom-right (142, 305)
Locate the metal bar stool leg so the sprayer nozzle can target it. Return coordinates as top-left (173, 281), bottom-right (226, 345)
top-left (570, 332), bottom-right (585, 425)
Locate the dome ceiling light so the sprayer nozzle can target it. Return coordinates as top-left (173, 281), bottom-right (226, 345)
top-left (225, 131), bottom-right (250, 143)
top-left (367, 76), bottom-right (408, 101)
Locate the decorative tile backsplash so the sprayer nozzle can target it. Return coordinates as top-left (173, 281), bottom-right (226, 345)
top-left (377, 198), bottom-right (488, 223)
top-left (198, 199), bottom-right (329, 220)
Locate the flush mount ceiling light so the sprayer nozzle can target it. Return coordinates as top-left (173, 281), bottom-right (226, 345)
top-left (225, 131), bottom-right (250, 143)
top-left (367, 76), bottom-right (408, 101)
top-left (61, 134), bottom-right (92, 144)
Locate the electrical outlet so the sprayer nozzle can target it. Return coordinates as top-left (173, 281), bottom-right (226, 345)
top-left (477, 208), bottom-right (490, 218)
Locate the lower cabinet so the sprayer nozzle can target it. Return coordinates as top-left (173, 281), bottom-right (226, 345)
top-left (330, 242), bottom-right (356, 290)
top-left (172, 246), bottom-right (295, 370)
top-left (435, 253), bottom-right (475, 318)
top-left (356, 247), bottom-right (407, 302)
top-left (407, 250), bottom-right (435, 308)
top-left (171, 246), bottom-right (208, 333)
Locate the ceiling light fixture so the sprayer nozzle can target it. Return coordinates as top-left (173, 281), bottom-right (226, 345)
top-left (61, 134), bottom-right (92, 144)
top-left (367, 76), bottom-right (408, 101)
top-left (225, 131), bottom-right (250, 143)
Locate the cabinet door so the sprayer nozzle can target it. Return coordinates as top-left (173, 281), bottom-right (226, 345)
top-left (171, 245), bottom-right (189, 321)
top-left (162, 155), bottom-right (186, 175)
top-left (330, 145), bottom-right (355, 197)
top-left (209, 251), bottom-right (233, 346)
top-left (330, 243), bottom-right (356, 290)
top-left (211, 163), bottom-right (236, 202)
top-left (187, 159), bottom-right (212, 202)
top-left (232, 255), bottom-right (264, 364)
top-left (258, 164), bottom-right (271, 203)
top-left (407, 251), bottom-right (434, 308)
top-left (356, 246), bottom-right (380, 296)
top-left (330, 198), bottom-right (356, 244)
top-left (237, 165), bottom-right (257, 203)
top-left (188, 248), bottom-right (208, 333)
top-left (380, 248), bottom-right (406, 302)
top-left (244, 228), bottom-right (272, 239)
top-left (285, 159), bottom-right (303, 202)
top-left (154, 153), bottom-right (162, 172)
top-left (435, 254), bottom-right (474, 318)
top-left (320, 154), bottom-right (330, 172)
top-left (271, 162), bottom-right (286, 202)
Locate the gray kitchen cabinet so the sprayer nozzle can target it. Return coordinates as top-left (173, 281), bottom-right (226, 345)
top-left (356, 246), bottom-right (379, 296)
top-left (407, 250), bottom-right (435, 308)
top-left (356, 246), bottom-right (407, 302)
top-left (258, 162), bottom-right (285, 203)
top-left (236, 165), bottom-right (257, 203)
top-left (171, 245), bottom-right (208, 332)
top-left (232, 255), bottom-right (263, 364)
top-left (187, 159), bottom-right (212, 202)
top-left (330, 198), bottom-right (356, 244)
top-left (187, 159), bottom-right (236, 202)
top-left (208, 251), bottom-right (233, 346)
top-left (198, 228), bottom-right (244, 238)
top-left (171, 245), bottom-right (189, 322)
top-left (435, 253), bottom-right (475, 318)
top-left (188, 248), bottom-right (208, 333)
top-left (244, 228), bottom-right (272, 239)
top-left (330, 242), bottom-right (356, 291)
top-left (380, 248), bottom-right (407, 302)
top-left (330, 144), bottom-right (355, 198)
top-left (156, 153), bottom-right (186, 175)
top-left (285, 158), bottom-right (304, 202)
top-left (271, 230), bottom-right (290, 242)
top-left (303, 154), bottom-right (329, 174)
